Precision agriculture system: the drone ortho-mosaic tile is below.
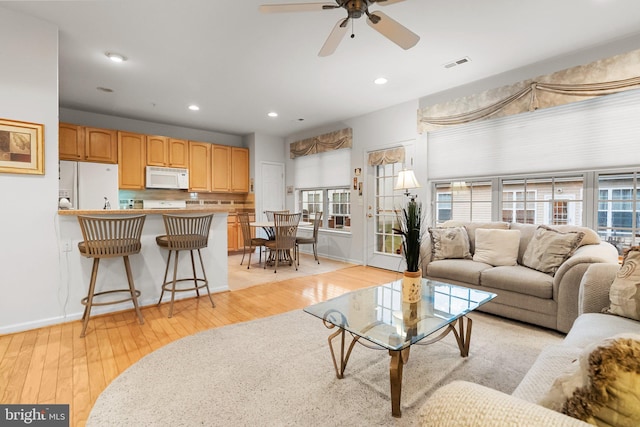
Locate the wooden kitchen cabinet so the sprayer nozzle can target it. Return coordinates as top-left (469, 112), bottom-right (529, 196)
top-left (212, 145), bottom-right (231, 192)
top-left (212, 145), bottom-right (249, 193)
top-left (231, 147), bottom-right (249, 193)
top-left (147, 136), bottom-right (189, 168)
top-left (59, 123), bottom-right (117, 163)
top-left (118, 131), bottom-right (146, 189)
top-left (59, 122), bottom-right (85, 160)
top-left (168, 138), bottom-right (188, 168)
top-left (188, 141), bottom-right (211, 192)
top-left (146, 135), bottom-right (168, 166)
top-left (85, 127), bottom-right (118, 163)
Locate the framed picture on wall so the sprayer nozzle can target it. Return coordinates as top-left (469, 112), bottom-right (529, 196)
top-left (0, 118), bottom-right (45, 175)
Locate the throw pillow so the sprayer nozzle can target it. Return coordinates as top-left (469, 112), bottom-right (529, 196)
top-left (562, 335), bottom-right (640, 426)
top-left (428, 226), bottom-right (472, 261)
top-left (553, 225), bottom-right (601, 246)
top-left (522, 225), bottom-right (585, 275)
top-left (472, 228), bottom-right (521, 266)
top-left (607, 247), bottom-right (640, 321)
top-left (539, 333), bottom-right (640, 427)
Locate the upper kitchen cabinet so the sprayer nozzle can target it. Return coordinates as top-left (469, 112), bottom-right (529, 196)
top-left (59, 123), bottom-right (117, 163)
top-left (188, 141), bottom-right (211, 192)
top-left (231, 147), bottom-right (249, 193)
top-left (211, 144), bottom-right (231, 192)
top-left (146, 135), bottom-right (168, 166)
top-left (168, 138), bottom-right (189, 168)
top-left (146, 136), bottom-right (188, 168)
top-left (212, 145), bottom-right (249, 193)
top-left (118, 131), bottom-right (146, 189)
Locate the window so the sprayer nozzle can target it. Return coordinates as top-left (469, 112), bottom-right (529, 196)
top-left (374, 162), bottom-right (404, 255)
top-left (299, 187), bottom-right (350, 231)
top-left (597, 173), bottom-right (640, 253)
top-left (433, 181), bottom-right (492, 225)
top-left (501, 176), bottom-right (583, 225)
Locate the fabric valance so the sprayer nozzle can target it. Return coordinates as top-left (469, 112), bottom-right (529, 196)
top-left (418, 48), bottom-right (640, 132)
top-left (367, 147), bottom-right (405, 166)
top-left (290, 128), bottom-right (352, 159)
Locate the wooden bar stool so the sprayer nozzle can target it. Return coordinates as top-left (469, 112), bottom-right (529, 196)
top-left (156, 213), bottom-right (215, 318)
top-left (77, 215), bottom-right (146, 338)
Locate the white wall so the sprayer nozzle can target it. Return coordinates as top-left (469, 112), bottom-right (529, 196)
top-left (285, 100), bottom-right (421, 265)
top-left (0, 7), bottom-right (60, 333)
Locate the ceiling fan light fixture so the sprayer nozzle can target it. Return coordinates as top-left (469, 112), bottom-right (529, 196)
top-left (105, 52), bottom-right (126, 63)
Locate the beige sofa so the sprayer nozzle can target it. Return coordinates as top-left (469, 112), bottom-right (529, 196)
top-left (418, 263), bottom-right (640, 426)
top-left (423, 222), bottom-right (619, 333)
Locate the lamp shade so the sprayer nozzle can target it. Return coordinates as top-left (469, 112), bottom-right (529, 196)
top-left (394, 169), bottom-right (421, 191)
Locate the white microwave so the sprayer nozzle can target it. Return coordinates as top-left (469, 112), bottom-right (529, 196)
top-left (146, 166), bottom-right (189, 189)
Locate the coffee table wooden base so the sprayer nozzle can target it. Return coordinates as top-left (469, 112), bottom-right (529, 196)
top-left (323, 316), bottom-right (473, 418)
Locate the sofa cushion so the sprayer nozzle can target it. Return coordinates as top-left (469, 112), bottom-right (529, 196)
top-left (607, 247), bottom-right (640, 321)
top-left (553, 225), bottom-right (601, 246)
top-left (522, 225), bottom-right (585, 275)
top-left (463, 222), bottom-right (510, 254)
top-left (563, 313), bottom-right (640, 349)
top-left (473, 228), bottom-right (521, 266)
top-left (428, 226), bottom-right (472, 261)
top-left (481, 265), bottom-right (554, 299)
top-left (426, 259), bottom-right (491, 286)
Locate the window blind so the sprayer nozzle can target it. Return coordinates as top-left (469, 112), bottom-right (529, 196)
top-left (294, 148), bottom-right (351, 189)
top-left (427, 89), bottom-right (640, 180)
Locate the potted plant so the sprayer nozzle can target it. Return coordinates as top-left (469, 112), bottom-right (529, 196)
top-left (394, 198), bottom-right (423, 302)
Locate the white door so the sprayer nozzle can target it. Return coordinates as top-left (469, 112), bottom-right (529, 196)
top-left (365, 160), bottom-right (405, 270)
top-left (260, 161), bottom-right (285, 220)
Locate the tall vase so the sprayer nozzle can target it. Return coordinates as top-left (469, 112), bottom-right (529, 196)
top-left (402, 269), bottom-right (422, 303)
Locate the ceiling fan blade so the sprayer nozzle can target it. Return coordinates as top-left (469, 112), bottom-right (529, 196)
top-left (372, 0), bottom-right (407, 5)
top-left (318, 18), bottom-right (349, 57)
top-left (259, 3), bottom-right (337, 13)
top-left (367, 11), bottom-right (419, 50)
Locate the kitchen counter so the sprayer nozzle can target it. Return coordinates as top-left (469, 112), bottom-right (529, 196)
top-left (58, 206), bottom-right (246, 216)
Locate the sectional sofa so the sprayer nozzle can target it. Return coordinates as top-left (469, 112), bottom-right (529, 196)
top-left (422, 221), bottom-right (619, 333)
top-left (418, 262), bottom-right (640, 426)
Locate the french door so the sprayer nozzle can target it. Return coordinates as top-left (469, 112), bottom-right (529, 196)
top-left (366, 160), bottom-right (406, 270)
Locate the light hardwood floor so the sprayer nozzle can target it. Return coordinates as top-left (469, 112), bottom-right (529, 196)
top-left (0, 264), bottom-right (398, 427)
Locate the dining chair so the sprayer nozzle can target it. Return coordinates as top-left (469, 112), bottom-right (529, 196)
top-left (264, 210), bottom-right (289, 240)
top-left (296, 211), bottom-right (323, 265)
top-left (238, 212), bottom-right (267, 269)
top-left (264, 212), bottom-right (301, 273)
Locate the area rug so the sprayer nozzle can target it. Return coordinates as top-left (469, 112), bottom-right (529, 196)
top-left (227, 252), bottom-right (356, 290)
top-left (88, 310), bottom-right (563, 426)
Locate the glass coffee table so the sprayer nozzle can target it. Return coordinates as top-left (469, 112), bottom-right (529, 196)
top-left (304, 278), bottom-right (496, 418)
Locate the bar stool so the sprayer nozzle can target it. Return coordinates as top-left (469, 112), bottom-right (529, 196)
top-left (156, 213), bottom-right (215, 318)
top-left (76, 215), bottom-right (146, 338)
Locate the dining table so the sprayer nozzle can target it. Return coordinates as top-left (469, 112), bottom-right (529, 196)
top-left (249, 220), bottom-right (311, 266)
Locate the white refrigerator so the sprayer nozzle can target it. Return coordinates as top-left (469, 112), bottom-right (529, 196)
top-left (59, 160), bottom-right (120, 210)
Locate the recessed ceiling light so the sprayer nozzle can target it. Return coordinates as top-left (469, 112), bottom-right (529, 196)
top-left (188, 105), bottom-right (200, 111)
top-left (374, 77), bottom-right (388, 85)
top-left (268, 112), bottom-right (278, 118)
top-left (105, 52), bottom-right (127, 63)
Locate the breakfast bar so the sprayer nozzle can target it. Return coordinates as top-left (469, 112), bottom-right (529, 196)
top-left (56, 207), bottom-right (229, 322)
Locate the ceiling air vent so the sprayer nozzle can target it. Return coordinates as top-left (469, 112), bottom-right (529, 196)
top-left (443, 56), bottom-right (471, 69)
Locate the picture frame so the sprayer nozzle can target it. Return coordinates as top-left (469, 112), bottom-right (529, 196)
top-left (0, 118), bottom-right (45, 175)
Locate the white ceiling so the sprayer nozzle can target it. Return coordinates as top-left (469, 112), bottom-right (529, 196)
top-left (3, 0), bottom-right (640, 138)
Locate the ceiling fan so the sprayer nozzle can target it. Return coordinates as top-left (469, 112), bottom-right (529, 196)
top-left (259, 0), bottom-right (420, 57)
